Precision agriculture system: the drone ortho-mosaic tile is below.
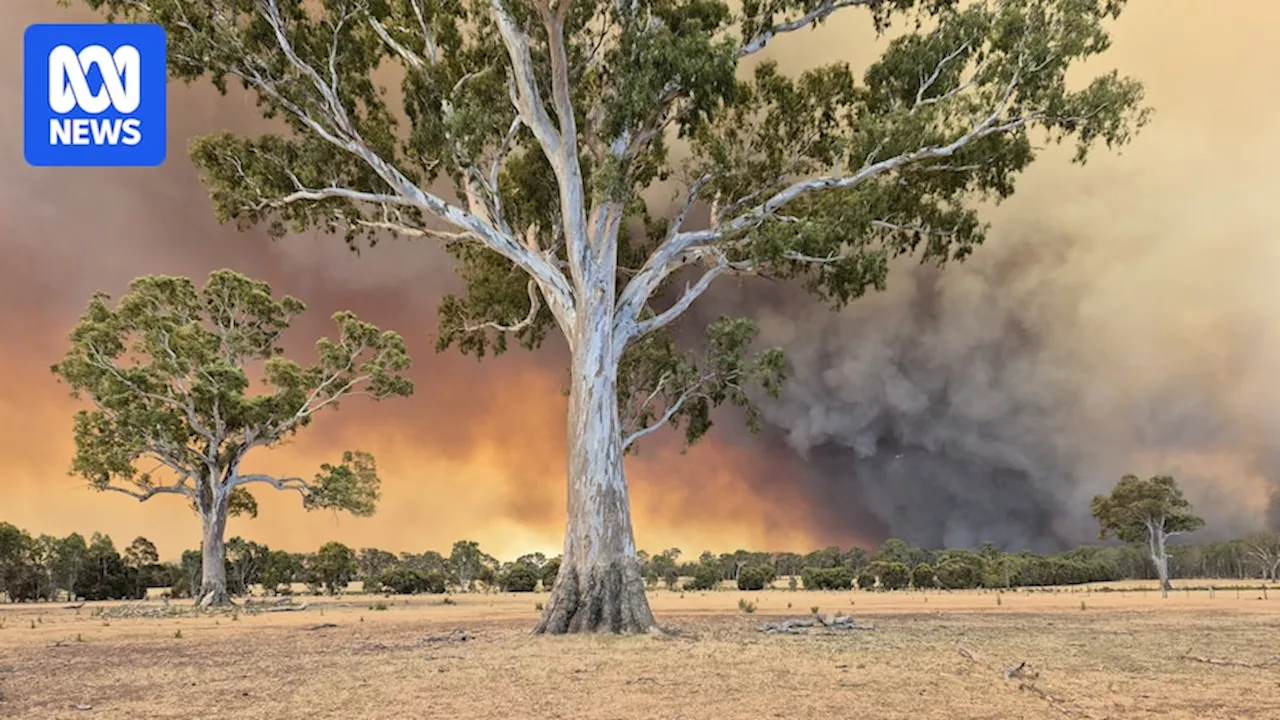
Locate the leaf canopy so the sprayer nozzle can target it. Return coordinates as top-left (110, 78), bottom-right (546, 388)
top-left (51, 269), bottom-right (412, 517)
top-left (1090, 474), bottom-right (1205, 545)
top-left (76, 0), bottom-right (1148, 451)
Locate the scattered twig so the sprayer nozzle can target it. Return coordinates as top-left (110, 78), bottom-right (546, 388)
top-left (626, 676), bottom-right (658, 685)
top-left (422, 629), bottom-right (474, 643)
top-left (71, 704), bottom-right (93, 711)
top-left (958, 647), bottom-right (1083, 717)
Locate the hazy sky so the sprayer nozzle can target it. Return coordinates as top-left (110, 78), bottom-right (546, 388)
top-left (2, 0), bottom-right (1276, 561)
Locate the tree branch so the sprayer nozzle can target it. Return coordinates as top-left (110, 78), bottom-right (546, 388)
top-left (94, 482), bottom-right (196, 502)
top-left (462, 279), bottom-right (543, 334)
top-left (738, 0), bottom-right (874, 58)
top-left (227, 473), bottom-right (312, 498)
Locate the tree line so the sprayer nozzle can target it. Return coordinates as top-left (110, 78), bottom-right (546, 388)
top-left (3, 520), bottom-right (1278, 603)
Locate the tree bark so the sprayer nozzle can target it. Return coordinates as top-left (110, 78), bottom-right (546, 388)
top-left (1152, 529), bottom-right (1171, 599)
top-left (197, 497), bottom-right (231, 608)
top-left (535, 301), bottom-right (656, 635)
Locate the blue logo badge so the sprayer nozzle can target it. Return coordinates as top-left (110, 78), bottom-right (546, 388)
top-left (23, 23), bottom-right (167, 167)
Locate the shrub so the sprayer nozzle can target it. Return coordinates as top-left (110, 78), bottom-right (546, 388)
top-left (685, 563), bottom-right (721, 591)
top-left (374, 567), bottom-right (446, 594)
top-left (912, 563), bottom-right (936, 589)
top-left (935, 554), bottom-right (985, 589)
top-left (500, 564), bottom-right (540, 593)
top-left (801, 566), bottom-right (853, 590)
top-left (737, 565), bottom-right (773, 591)
top-left (737, 598), bottom-right (756, 614)
top-left (873, 561), bottom-right (911, 590)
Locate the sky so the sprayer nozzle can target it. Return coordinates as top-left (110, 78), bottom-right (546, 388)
top-left (1, 0), bottom-right (1277, 562)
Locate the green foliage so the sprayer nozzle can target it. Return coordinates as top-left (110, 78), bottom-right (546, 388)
top-left (736, 564), bottom-right (775, 591)
top-left (499, 563), bottom-right (540, 592)
top-left (258, 550), bottom-right (298, 595)
top-left (934, 550), bottom-right (987, 589)
top-left (311, 542), bottom-right (358, 594)
top-left (73, 0), bottom-right (1149, 471)
top-left (858, 561), bottom-right (910, 590)
top-left (1091, 475), bottom-right (1205, 545)
top-left (801, 566), bottom-right (853, 590)
top-left (374, 567), bottom-right (447, 594)
top-left (49, 270), bottom-right (411, 524)
top-left (911, 563), bottom-right (936, 589)
top-left (685, 562), bottom-right (722, 590)
top-left (540, 556), bottom-right (562, 590)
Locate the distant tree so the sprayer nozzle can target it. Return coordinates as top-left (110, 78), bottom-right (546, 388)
top-left (516, 552), bottom-right (548, 569)
top-left (357, 548), bottom-right (400, 580)
top-left (736, 565), bottom-right (774, 591)
top-left (0, 523), bottom-right (38, 602)
top-left (911, 563), bottom-right (936, 589)
top-left (312, 542), bottom-right (358, 594)
top-left (76, 533), bottom-right (140, 601)
top-left (258, 550), bottom-right (298, 595)
top-left (803, 566), bottom-right (854, 591)
top-left (1091, 474), bottom-right (1204, 597)
top-left (541, 556), bottom-right (562, 591)
top-left (841, 547), bottom-right (870, 573)
top-left (122, 536), bottom-right (160, 597)
top-left (934, 550), bottom-right (986, 589)
top-left (857, 561), bottom-right (906, 590)
top-left (449, 541), bottom-right (492, 591)
top-left (51, 533), bottom-right (89, 601)
top-left (500, 563), bottom-right (541, 592)
top-left (51, 270), bottom-right (412, 607)
top-left (873, 539), bottom-right (913, 566)
top-left (686, 563), bottom-right (722, 591)
top-left (177, 549), bottom-right (203, 599)
top-left (1245, 532), bottom-right (1280, 581)
top-left (226, 537), bottom-right (268, 596)
top-left (774, 552), bottom-right (804, 578)
top-left (123, 536), bottom-right (159, 569)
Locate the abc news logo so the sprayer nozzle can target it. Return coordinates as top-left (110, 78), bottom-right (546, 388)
top-left (48, 44), bottom-right (144, 147)
top-left (23, 23), bottom-right (167, 167)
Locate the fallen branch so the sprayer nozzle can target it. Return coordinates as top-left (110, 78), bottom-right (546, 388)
top-left (63, 602), bottom-right (85, 610)
top-left (305, 623), bottom-right (338, 631)
top-left (266, 602), bottom-right (311, 612)
top-left (760, 615), bottom-right (875, 634)
top-left (1181, 652), bottom-right (1280, 668)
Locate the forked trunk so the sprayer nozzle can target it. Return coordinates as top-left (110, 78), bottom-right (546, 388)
top-left (197, 498), bottom-right (231, 608)
top-left (536, 306), bottom-right (656, 635)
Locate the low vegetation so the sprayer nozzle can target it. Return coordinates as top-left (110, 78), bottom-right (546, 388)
top-left (3, 520), bottom-right (1278, 603)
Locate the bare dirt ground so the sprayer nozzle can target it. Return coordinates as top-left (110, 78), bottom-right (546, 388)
top-left (2, 581), bottom-right (1279, 719)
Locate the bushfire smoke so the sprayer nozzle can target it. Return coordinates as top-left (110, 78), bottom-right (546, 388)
top-left (1, 0), bottom-right (1277, 558)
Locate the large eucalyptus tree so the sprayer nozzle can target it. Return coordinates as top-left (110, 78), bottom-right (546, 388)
top-left (80, 0), bottom-right (1147, 632)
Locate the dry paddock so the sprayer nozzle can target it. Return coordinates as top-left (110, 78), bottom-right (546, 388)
top-left (1, 582), bottom-right (1279, 719)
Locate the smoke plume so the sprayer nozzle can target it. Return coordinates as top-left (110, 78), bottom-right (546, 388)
top-left (1, 0), bottom-right (1277, 558)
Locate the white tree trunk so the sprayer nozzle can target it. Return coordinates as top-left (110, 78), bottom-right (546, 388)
top-left (197, 495), bottom-right (231, 608)
top-left (1152, 528), bottom-right (1171, 599)
top-left (535, 297), bottom-right (656, 634)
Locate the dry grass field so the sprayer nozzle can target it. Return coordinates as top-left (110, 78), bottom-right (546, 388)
top-left (2, 581), bottom-right (1279, 719)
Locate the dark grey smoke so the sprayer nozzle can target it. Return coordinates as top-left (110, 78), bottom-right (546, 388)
top-left (697, 223), bottom-right (1280, 552)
